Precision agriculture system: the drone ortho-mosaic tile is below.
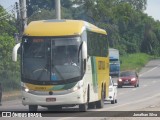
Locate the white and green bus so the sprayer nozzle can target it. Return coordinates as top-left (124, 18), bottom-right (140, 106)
top-left (12, 19), bottom-right (110, 111)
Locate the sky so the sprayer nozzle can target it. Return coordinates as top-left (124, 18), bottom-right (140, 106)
top-left (145, 0), bottom-right (160, 21)
top-left (0, 0), bottom-right (18, 9)
top-left (0, 0), bottom-right (160, 21)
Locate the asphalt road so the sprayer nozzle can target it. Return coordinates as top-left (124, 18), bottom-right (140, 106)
top-left (0, 59), bottom-right (160, 120)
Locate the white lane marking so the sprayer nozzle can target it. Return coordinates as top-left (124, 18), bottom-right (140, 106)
top-left (97, 93), bottom-right (160, 111)
top-left (58, 93), bottom-right (160, 120)
top-left (139, 65), bottom-right (160, 77)
top-left (118, 92), bottom-right (125, 95)
top-left (142, 84), bottom-right (148, 87)
top-left (132, 88), bottom-right (137, 91)
top-left (57, 64), bottom-right (160, 120)
top-left (152, 81), bottom-right (157, 83)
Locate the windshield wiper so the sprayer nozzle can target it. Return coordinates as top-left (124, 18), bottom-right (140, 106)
top-left (52, 64), bottom-right (65, 81)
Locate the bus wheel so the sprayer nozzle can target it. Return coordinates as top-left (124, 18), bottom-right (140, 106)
top-left (79, 87), bottom-right (90, 112)
top-left (88, 102), bottom-right (95, 109)
top-left (96, 89), bottom-right (104, 109)
top-left (29, 105), bottom-right (38, 111)
top-left (79, 103), bottom-right (88, 112)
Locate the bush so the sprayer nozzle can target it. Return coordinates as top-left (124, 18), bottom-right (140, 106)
top-left (120, 53), bottom-right (153, 72)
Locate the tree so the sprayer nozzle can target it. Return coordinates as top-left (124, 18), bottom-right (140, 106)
top-left (119, 0), bottom-right (147, 11)
top-left (0, 6), bottom-right (20, 91)
top-left (24, 0), bottom-right (160, 56)
top-left (26, 0), bottom-right (74, 18)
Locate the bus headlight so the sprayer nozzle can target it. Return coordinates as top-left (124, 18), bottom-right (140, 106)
top-left (21, 82), bottom-right (30, 92)
top-left (22, 86), bottom-right (29, 92)
top-left (25, 88), bottom-right (29, 92)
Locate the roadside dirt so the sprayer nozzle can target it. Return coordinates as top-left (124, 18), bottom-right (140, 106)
top-left (2, 90), bottom-right (21, 101)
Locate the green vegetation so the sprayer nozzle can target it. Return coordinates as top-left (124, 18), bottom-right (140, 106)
top-left (1, 0), bottom-right (160, 91)
top-left (120, 53), bottom-right (153, 72)
top-left (26, 0), bottom-right (160, 57)
top-left (0, 6), bottom-right (20, 91)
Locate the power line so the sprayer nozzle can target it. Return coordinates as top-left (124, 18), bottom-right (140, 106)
top-left (0, 5), bottom-right (15, 16)
top-left (0, 14), bottom-right (10, 20)
top-left (0, 4), bottom-right (16, 20)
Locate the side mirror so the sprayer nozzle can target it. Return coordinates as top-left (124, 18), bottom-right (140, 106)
top-left (12, 43), bottom-right (20, 62)
top-left (82, 42), bottom-right (87, 59)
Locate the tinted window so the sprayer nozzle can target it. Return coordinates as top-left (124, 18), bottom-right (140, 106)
top-left (87, 31), bottom-right (108, 57)
top-left (120, 71), bottom-right (136, 77)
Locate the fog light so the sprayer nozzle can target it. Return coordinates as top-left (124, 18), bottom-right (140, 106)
top-left (25, 88), bottom-right (29, 92)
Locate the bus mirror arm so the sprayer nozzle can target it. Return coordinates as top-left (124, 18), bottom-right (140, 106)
top-left (78, 42), bottom-right (87, 62)
top-left (12, 43), bottom-right (20, 62)
top-left (78, 42), bottom-right (83, 63)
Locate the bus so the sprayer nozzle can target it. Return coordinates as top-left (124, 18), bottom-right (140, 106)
top-left (12, 19), bottom-right (110, 112)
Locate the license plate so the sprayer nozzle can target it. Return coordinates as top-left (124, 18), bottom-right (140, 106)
top-left (46, 98), bottom-right (56, 102)
top-left (124, 81), bottom-right (129, 84)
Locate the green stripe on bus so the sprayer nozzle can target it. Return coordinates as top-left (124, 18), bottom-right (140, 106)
top-left (91, 56), bottom-right (98, 92)
top-left (50, 82), bottom-right (77, 91)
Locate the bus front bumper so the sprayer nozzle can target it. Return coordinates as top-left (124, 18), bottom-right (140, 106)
top-left (22, 88), bottom-right (86, 106)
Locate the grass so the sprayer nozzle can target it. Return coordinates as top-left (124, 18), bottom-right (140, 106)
top-left (120, 53), bottom-right (153, 72)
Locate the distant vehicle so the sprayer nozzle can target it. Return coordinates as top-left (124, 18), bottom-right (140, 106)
top-left (117, 71), bottom-right (139, 88)
top-left (105, 76), bottom-right (118, 104)
top-left (109, 48), bottom-right (120, 77)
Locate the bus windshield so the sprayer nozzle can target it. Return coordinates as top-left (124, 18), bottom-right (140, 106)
top-left (22, 37), bottom-right (82, 84)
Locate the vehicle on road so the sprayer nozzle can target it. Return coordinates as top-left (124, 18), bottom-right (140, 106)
top-left (12, 20), bottom-right (110, 112)
top-left (105, 76), bottom-right (118, 104)
top-left (117, 71), bottom-right (139, 88)
top-left (109, 48), bottom-right (120, 77)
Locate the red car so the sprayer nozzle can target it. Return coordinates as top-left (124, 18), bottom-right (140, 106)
top-left (117, 71), bottom-right (139, 88)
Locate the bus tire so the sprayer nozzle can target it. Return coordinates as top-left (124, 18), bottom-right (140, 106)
top-left (111, 100), bottom-right (115, 104)
top-left (111, 94), bottom-right (115, 104)
top-left (29, 105), bottom-right (38, 111)
top-left (79, 87), bottom-right (90, 112)
top-left (88, 102), bottom-right (95, 109)
top-left (79, 103), bottom-right (88, 112)
top-left (96, 89), bottom-right (104, 109)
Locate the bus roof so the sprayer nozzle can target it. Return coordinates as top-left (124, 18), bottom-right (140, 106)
top-left (24, 19), bottom-right (107, 36)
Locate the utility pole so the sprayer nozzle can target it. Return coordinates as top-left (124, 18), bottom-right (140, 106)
top-left (15, 2), bottom-right (20, 43)
top-left (15, 2), bottom-right (20, 20)
top-left (21, 0), bottom-right (27, 29)
top-left (19, 0), bottom-right (27, 32)
top-left (55, 0), bottom-right (61, 20)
